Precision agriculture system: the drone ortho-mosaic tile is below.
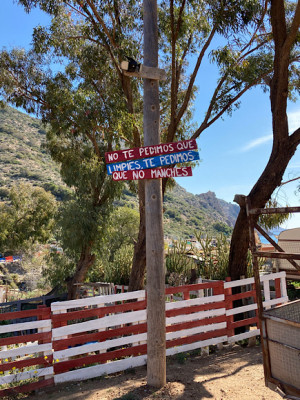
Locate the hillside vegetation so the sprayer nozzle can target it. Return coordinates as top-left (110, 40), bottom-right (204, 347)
top-left (0, 106), bottom-right (239, 238)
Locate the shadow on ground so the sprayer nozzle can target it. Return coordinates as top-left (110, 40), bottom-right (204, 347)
top-left (26, 344), bottom-right (280, 400)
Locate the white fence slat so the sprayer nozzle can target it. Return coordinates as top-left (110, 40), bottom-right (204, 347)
top-left (224, 277), bottom-right (254, 289)
top-left (54, 332), bottom-right (148, 360)
top-left (260, 271), bottom-right (286, 282)
top-left (0, 366), bottom-right (53, 384)
top-left (166, 336), bottom-right (228, 357)
top-left (166, 322), bottom-right (226, 341)
top-left (165, 294), bottom-right (224, 311)
top-left (226, 303), bottom-right (257, 316)
top-left (281, 277), bottom-right (288, 297)
top-left (0, 343), bottom-right (52, 359)
top-left (52, 309), bottom-right (146, 339)
top-left (263, 296), bottom-right (288, 308)
top-left (227, 329), bottom-right (260, 343)
top-left (0, 319), bottom-right (51, 335)
top-left (51, 290), bottom-right (145, 311)
top-left (263, 280), bottom-right (271, 309)
top-left (224, 272), bottom-right (286, 289)
top-left (166, 308), bottom-right (226, 326)
top-left (54, 354), bottom-right (147, 384)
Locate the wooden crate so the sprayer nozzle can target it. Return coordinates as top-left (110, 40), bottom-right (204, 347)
top-left (263, 300), bottom-right (300, 398)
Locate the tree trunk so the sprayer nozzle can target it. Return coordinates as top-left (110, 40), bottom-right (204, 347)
top-left (67, 243), bottom-right (96, 299)
top-left (128, 180), bottom-right (146, 291)
top-left (228, 0), bottom-right (300, 280)
top-left (229, 141), bottom-right (298, 279)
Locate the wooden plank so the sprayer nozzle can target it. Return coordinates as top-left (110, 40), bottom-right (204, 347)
top-left (166, 308), bottom-right (226, 325)
top-left (263, 296), bottom-right (289, 308)
top-left (260, 271), bottom-right (286, 281)
top-left (166, 294), bottom-right (224, 310)
top-left (54, 332), bottom-right (148, 360)
top-left (226, 303), bottom-right (257, 316)
top-left (223, 272), bottom-right (286, 288)
top-left (0, 319), bottom-right (51, 334)
top-left (53, 322), bottom-right (148, 351)
top-left (166, 314), bottom-right (226, 333)
top-left (54, 354), bottom-right (147, 384)
top-left (228, 316), bottom-right (258, 330)
top-left (52, 309), bottom-right (147, 339)
top-left (0, 355), bottom-right (53, 372)
top-left (0, 331), bottom-right (51, 347)
top-left (249, 206), bottom-right (300, 215)
top-left (227, 329), bottom-right (260, 343)
top-left (253, 251), bottom-right (300, 261)
top-left (224, 277), bottom-right (254, 288)
top-left (165, 281), bottom-right (221, 295)
top-left (254, 223), bottom-right (300, 270)
top-left (106, 149), bottom-right (199, 175)
top-left (51, 290), bottom-right (145, 311)
top-left (166, 336), bottom-right (227, 357)
top-left (166, 300), bottom-right (225, 318)
top-left (54, 343), bottom-right (147, 374)
top-left (112, 166), bottom-right (193, 181)
top-left (52, 299), bottom-right (146, 325)
top-left (225, 290), bottom-right (256, 303)
top-left (0, 377), bottom-right (54, 398)
top-left (0, 307), bottom-right (50, 321)
top-left (263, 280), bottom-right (271, 309)
top-left (105, 139), bottom-right (197, 163)
top-left (166, 322), bottom-right (227, 341)
top-left (166, 328), bottom-right (228, 348)
top-left (0, 366), bottom-right (53, 384)
top-left (0, 343), bottom-right (52, 359)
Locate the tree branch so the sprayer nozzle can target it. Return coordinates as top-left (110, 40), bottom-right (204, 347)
top-left (174, 24), bottom-right (217, 133)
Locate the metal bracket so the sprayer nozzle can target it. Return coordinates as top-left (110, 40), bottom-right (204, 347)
top-left (121, 60), bottom-right (167, 81)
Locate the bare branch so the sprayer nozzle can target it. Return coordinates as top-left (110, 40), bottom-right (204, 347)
top-left (174, 24), bottom-right (217, 133)
top-left (280, 176), bottom-right (300, 186)
top-left (85, 0), bottom-right (118, 48)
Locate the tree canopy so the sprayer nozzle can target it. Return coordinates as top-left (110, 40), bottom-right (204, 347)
top-left (0, 0), bottom-right (299, 292)
top-left (0, 182), bottom-right (57, 254)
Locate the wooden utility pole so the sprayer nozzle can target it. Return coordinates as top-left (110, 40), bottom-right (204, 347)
top-left (143, 0), bottom-right (166, 388)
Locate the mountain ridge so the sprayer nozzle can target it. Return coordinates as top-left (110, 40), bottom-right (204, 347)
top-left (0, 106), bottom-right (239, 238)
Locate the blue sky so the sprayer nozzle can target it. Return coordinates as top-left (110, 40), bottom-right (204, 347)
top-left (1, 0), bottom-right (300, 228)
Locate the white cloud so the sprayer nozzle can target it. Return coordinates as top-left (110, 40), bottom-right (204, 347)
top-left (287, 163), bottom-right (300, 170)
top-left (234, 108), bottom-right (299, 154)
top-left (288, 109), bottom-right (300, 133)
top-left (240, 134), bottom-right (273, 152)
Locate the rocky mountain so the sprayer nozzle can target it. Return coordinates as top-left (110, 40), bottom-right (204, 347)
top-left (0, 106), bottom-right (239, 238)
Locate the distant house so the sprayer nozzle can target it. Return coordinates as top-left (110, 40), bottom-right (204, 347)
top-left (275, 228), bottom-right (300, 280)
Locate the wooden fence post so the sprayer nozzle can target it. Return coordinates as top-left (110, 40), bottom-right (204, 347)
top-left (225, 277), bottom-right (235, 339)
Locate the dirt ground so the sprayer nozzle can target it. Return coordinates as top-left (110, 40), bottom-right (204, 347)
top-left (27, 344), bottom-right (282, 400)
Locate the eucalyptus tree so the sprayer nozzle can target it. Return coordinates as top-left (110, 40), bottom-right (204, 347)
top-left (0, 6), bottom-right (136, 297)
top-left (228, 0), bottom-right (300, 279)
top-left (0, 183), bottom-right (57, 254)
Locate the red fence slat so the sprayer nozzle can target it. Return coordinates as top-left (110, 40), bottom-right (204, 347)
top-left (166, 328), bottom-right (228, 348)
top-left (0, 377), bottom-right (54, 398)
top-left (166, 314), bottom-right (226, 333)
top-left (0, 307), bottom-right (50, 321)
top-left (166, 300), bottom-right (224, 318)
top-left (52, 322), bottom-right (148, 351)
top-left (0, 355), bottom-right (54, 372)
top-left (52, 299), bottom-right (146, 326)
top-left (0, 331), bottom-right (51, 347)
top-left (53, 344), bottom-right (147, 374)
